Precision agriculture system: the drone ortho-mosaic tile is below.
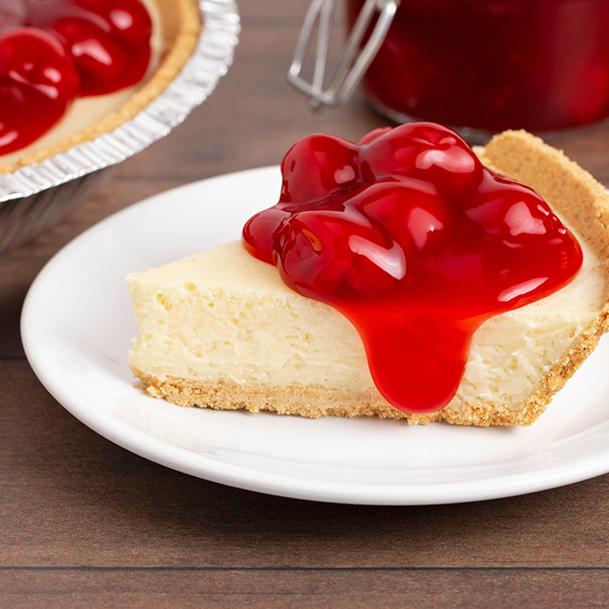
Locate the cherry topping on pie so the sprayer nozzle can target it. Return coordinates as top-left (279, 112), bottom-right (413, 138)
top-left (0, 0), bottom-right (152, 156)
top-left (243, 122), bottom-right (584, 414)
top-left (30, 0), bottom-right (153, 96)
top-left (0, 27), bottom-right (79, 154)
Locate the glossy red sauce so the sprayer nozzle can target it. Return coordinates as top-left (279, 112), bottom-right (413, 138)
top-left (0, 0), bottom-right (152, 155)
top-left (242, 123), bottom-right (583, 414)
top-left (347, 0), bottom-right (609, 133)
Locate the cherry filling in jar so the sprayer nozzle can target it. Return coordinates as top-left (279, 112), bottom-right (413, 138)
top-left (346, 0), bottom-right (609, 134)
top-left (242, 122), bottom-right (583, 414)
top-left (0, 0), bottom-right (153, 156)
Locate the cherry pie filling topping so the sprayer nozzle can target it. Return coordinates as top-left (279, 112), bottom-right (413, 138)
top-left (243, 122), bottom-right (583, 414)
top-left (0, 0), bottom-right (152, 156)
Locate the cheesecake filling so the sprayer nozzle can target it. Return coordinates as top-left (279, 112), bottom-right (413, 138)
top-left (127, 236), bottom-right (602, 415)
top-left (241, 123), bottom-right (584, 414)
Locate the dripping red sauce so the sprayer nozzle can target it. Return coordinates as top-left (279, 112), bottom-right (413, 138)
top-left (0, 0), bottom-right (152, 156)
top-left (242, 122), bottom-right (583, 414)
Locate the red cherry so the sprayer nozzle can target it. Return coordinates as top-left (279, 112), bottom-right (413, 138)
top-left (279, 134), bottom-right (360, 206)
top-left (0, 27), bottom-right (79, 155)
top-left (28, 0), bottom-right (152, 96)
top-left (242, 208), bottom-right (289, 264)
top-left (276, 208), bottom-right (405, 302)
top-left (79, 0), bottom-right (153, 45)
top-left (360, 122), bottom-right (483, 195)
top-left (50, 17), bottom-right (131, 95)
top-left (355, 178), bottom-right (448, 253)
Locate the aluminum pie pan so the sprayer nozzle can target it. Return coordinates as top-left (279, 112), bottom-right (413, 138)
top-left (0, 0), bottom-right (240, 253)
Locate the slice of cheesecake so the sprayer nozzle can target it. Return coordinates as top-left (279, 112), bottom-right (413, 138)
top-left (127, 131), bottom-right (609, 425)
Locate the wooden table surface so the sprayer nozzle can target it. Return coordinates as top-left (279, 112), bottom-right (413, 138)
top-left (3, 1), bottom-right (609, 606)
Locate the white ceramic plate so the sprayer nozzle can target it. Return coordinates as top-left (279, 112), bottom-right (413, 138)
top-left (22, 166), bottom-right (609, 505)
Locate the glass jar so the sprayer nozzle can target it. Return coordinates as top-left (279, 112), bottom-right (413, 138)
top-left (290, 0), bottom-right (609, 139)
top-left (347, 0), bottom-right (609, 135)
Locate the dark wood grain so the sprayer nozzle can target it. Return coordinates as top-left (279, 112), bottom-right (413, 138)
top-left (2, 0), bottom-right (609, 605)
top-left (2, 569), bottom-right (609, 608)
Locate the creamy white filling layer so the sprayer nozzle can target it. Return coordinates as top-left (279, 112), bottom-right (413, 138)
top-left (127, 235), bottom-right (605, 411)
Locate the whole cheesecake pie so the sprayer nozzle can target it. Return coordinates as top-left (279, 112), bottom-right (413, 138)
top-left (127, 125), bottom-right (609, 426)
top-left (0, 0), bottom-right (201, 174)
